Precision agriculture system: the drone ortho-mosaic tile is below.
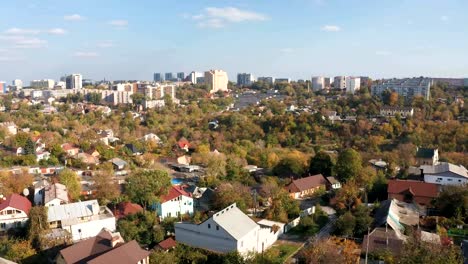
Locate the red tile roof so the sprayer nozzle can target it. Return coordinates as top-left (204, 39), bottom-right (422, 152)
top-left (178, 137), bottom-right (190, 149)
top-left (160, 185), bottom-right (192, 203)
top-left (116, 202), bottom-right (143, 218)
top-left (286, 174), bottom-right (327, 193)
top-left (388, 179), bottom-right (439, 198)
top-left (157, 237), bottom-right (177, 250)
top-left (0, 194), bottom-right (32, 214)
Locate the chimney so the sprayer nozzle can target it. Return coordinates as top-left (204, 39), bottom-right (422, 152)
top-left (420, 168), bottom-right (424, 181)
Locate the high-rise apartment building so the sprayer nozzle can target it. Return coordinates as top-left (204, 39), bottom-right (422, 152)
top-left (346, 77), bottom-right (361, 94)
top-left (153, 73), bottom-right (163, 82)
top-left (311, 76), bottom-right (325, 91)
top-left (12, 79), bottom-right (23, 89)
top-left (275, 78), bottom-right (291, 83)
top-left (257, 77), bottom-right (275, 84)
top-left (371, 77), bottom-right (432, 100)
top-left (324, 77), bottom-right (332, 89)
top-left (31, 79), bottom-right (55, 89)
top-left (188, 71), bottom-right (204, 84)
top-left (177, 72), bottom-right (185, 81)
top-left (237, 73), bottom-right (255, 86)
top-left (65, 74), bottom-right (82, 89)
top-left (165, 73), bottom-right (174, 81)
top-left (204, 70), bottom-right (228, 94)
top-left (334, 76), bottom-right (346, 89)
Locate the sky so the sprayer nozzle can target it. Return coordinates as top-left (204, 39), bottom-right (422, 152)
top-left (0, 0), bottom-right (467, 83)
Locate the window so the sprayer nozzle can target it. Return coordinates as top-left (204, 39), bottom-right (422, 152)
top-left (448, 179), bottom-right (453, 181)
top-left (0, 223), bottom-right (5, 229)
top-left (216, 225), bottom-right (219, 230)
top-left (208, 224), bottom-right (211, 229)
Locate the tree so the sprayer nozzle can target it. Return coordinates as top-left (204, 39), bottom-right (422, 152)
top-left (274, 150), bottom-right (309, 177)
top-left (27, 206), bottom-right (49, 250)
top-left (213, 183), bottom-right (253, 212)
top-left (58, 169), bottom-right (81, 201)
top-left (125, 170), bottom-right (171, 209)
top-left (299, 237), bottom-right (359, 264)
top-left (117, 212), bottom-right (164, 247)
top-left (399, 233), bottom-right (463, 264)
top-left (309, 151), bottom-right (334, 176)
top-left (93, 170), bottom-right (119, 205)
top-left (435, 185), bottom-right (468, 222)
top-left (0, 238), bottom-right (36, 263)
top-left (335, 149), bottom-right (362, 182)
top-left (24, 138), bottom-right (36, 155)
top-left (335, 211), bottom-right (356, 237)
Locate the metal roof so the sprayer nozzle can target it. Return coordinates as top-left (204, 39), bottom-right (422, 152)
top-left (212, 203), bottom-right (258, 240)
top-left (47, 200), bottom-right (100, 223)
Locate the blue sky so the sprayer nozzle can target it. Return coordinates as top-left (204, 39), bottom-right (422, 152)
top-left (0, 0), bottom-right (467, 82)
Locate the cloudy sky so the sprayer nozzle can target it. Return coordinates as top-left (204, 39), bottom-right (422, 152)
top-left (1, 0), bottom-right (467, 83)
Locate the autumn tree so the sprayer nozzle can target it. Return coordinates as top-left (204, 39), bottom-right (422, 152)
top-left (125, 170), bottom-right (171, 209)
top-left (213, 182), bottom-right (253, 212)
top-left (0, 169), bottom-right (33, 196)
top-left (58, 169), bottom-right (81, 201)
top-left (27, 206), bottom-right (49, 250)
top-left (400, 233), bottom-right (463, 264)
top-left (309, 151), bottom-right (334, 176)
top-left (335, 149), bottom-right (362, 182)
top-left (93, 170), bottom-right (119, 205)
top-left (299, 237), bottom-right (359, 264)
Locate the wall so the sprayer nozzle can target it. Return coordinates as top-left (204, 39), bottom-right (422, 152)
top-left (0, 207), bottom-right (28, 231)
top-left (284, 206), bottom-right (316, 233)
top-left (159, 195), bottom-right (194, 220)
top-left (65, 216), bottom-right (116, 242)
top-left (424, 173), bottom-right (468, 186)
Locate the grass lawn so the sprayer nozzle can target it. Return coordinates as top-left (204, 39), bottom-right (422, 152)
top-left (269, 243), bottom-right (302, 263)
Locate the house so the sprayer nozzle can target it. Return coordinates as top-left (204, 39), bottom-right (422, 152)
top-left (155, 237), bottom-right (177, 251)
top-left (124, 144), bottom-right (143, 156)
top-left (33, 179), bottom-right (50, 205)
top-left (97, 129), bottom-right (119, 146)
top-left (387, 179), bottom-right (439, 206)
top-left (56, 228), bottom-right (150, 264)
top-left (286, 174), bottom-right (327, 199)
top-left (109, 158), bottom-right (127, 171)
top-left (177, 155), bottom-right (191, 166)
top-left (142, 133), bottom-right (161, 143)
top-left (155, 186), bottom-right (194, 220)
top-left (421, 162), bottom-right (468, 186)
top-left (369, 159), bottom-right (388, 172)
top-left (47, 200), bottom-right (116, 242)
top-left (0, 194), bottom-right (32, 232)
top-left (36, 151), bottom-right (51, 162)
top-left (75, 153), bottom-right (99, 165)
top-left (416, 147), bottom-right (439, 166)
top-left (177, 137), bottom-right (190, 152)
top-left (115, 202), bottom-right (143, 219)
top-left (43, 183), bottom-right (69, 207)
top-left (175, 203), bottom-right (281, 255)
top-left (0, 122), bottom-right (18, 135)
top-left (184, 185), bottom-right (215, 212)
top-left (61, 143), bottom-right (80, 156)
top-left (380, 106), bottom-right (414, 118)
top-left (325, 177), bottom-right (341, 190)
top-left (86, 148), bottom-right (101, 158)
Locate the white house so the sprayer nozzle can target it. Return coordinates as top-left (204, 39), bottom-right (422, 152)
top-left (0, 194), bottom-right (32, 232)
top-left (156, 186), bottom-right (194, 220)
top-left (142, 133), bottom-right (161, 143)
top-left (47, 200), bottom-right (116, 242)
top-left (422, 162), bottom-right (468, 186)
top-left (175, 203), bottom-right (282, 255)
top-left (34, 179), bottom-right (50, 205)
top-left (43, 183), bottom-right (69, 207)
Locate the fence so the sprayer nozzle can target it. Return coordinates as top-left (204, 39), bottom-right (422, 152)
top-left (284, 206), bottom-right (316, 233)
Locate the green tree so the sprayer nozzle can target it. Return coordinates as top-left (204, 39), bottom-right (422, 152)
top-left (27, 206), bottom-right (49, 250)
top-left (335, 149), bottom-right (362, 182)
top-left (335, 211), bottom-right (356, 237)
top-left (58, 169), bottom-right (81, 201)
top-left (309, 151), bottom-right (334, 176)
top-left (24, 138), bottom-right (36, 155)
top-left (435, 185), bottom-right (468, 222)
top-left (125, 170), bottom-right (171, 209)
top-left (400, 234), bottom-right (463, 264)
top-left (93, 170), bottom-right (119, 205)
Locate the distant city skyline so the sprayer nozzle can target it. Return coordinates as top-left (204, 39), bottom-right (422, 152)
top-left (1, 0), bottom-right (467, 82)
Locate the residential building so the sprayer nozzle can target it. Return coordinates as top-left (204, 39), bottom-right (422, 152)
top-left (142, 133), bottom-right (161, 143)
top-left (82, 89), bottom-right (133, 105)
top-left (380, 106), bottom-right (414, 118)
top-left (110, 158), bottom-right (127, 171)
top-left (156, 237), bottom-right (177, 251)
top-left (0, 82), bottom-right (6, 94)
top-left (153, 73), bottom-right (163, 82)
top-left (115, 202), bottom-right (143, 219)
top-left (237, 73), bottom-right (255, 86)
top-left (188, 71), bottom-right (204, 84)
top-left (12, 79), bottom-right (23, 90)
top-left (345, 77), bottom-right (361, 94)
top-left (333, 76), bottom-right (346, 89)
top-left (61, 143), bottom-right (80, 156)
top-left (257, 77), bottom-right (275, 84)
top-left (177, 72), bottom-right (185, 80)
top-left (311, 76), bottom-right (325, 91)
top-left (205, 70), bottom-right (228, 94)
top-left (155, 186), bottom-right (194, 220)
top-left (165, 72), bottom-right (174, 81)
top-left (371, 77), bottom-right (432, 100)
top-left (433, 78), bottom-right (466, 88)
top-left (421, 162), bottom-right (468, 186)
top-left (325, 177), bottom-right (341, 190)
top-left (0, 194), bottom-right (31, 232)
top-left (387, 179), bottom-right (439, 206)
top-left (31, 79), bottom-right (55, 89)
top-left (175, 203), bottom-right (281, 255)
top-left (323, 77), bottom-right (332, 89)
top-left (47, 200), bottom-right (116, 242)
top-left (65, 74), bottom-right (83, 89)
top-left (286, 174), bottom-right (328, 199)
top-left (43, 183), bottom-right (69, 207)
top-left (415, 147), bottom-right (439, 166)
top-left (274, 78), bottom-right (290, 83)
top-left (56, 228), bottom-right (150, 264)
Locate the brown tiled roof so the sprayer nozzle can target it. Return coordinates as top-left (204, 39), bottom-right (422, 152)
top-left (59, 229), bottom-right (115, 264)
top-left (116, 202), bottom-right (143, 218)
top-left (362, 227), bottom-right (404, 255)
top-left (157, 237), bottom-right (177, 250)
top-left (87, 240), bottom-right (150, 264)
top-left (388, 179), bottom-right (438, 198)
top-left (286, 174), bottom-right (327, 193)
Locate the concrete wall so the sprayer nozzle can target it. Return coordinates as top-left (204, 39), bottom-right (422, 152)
top-left (425, 173), bottom-right (468, 186)
top-left (0, 206), bottom-right (28, 231)
top-left (158, 195), bottom-right (194, 220)
top-left (65, 216), bottom-right (116, 242)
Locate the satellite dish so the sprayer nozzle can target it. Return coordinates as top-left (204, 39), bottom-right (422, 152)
top-left (22, 188), bottom-right (30, 196)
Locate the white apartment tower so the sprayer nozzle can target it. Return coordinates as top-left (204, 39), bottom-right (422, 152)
top-left (66, 74), bottom-right (83, 89)
top-left (346, 77), bottom-right (361, 94)
top-left (205, 70), bottom-right (228, 94)
top-left (311, 76), bottom-right (325, 91)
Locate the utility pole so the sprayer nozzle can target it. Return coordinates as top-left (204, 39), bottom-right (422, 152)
top-left (365, 227), bottom-right (370, 264)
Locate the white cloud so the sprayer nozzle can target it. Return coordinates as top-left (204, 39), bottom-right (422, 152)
top-left (440, 15), bottom-right (449, 22)
top-left (375, 50), bottom-right (391, 56)
top-left (4, 28), bottom-right (40, 35)
top-left (73, 51), bottom-right (99, 57)
top-left (14, 38), bottom-right (47, 49)
top-left (97, 41), bottom-right (114, 48)
top-left (280, 48), bottom-right (294, 53)
top-left (321, 25), bottom-right (341, 32)
top-left (108, 20), bottom-right (128, 27)
top-left (190, 7), bottom-right (268, 28)
top-left (64, 14), bottom-right (85, 21)
top-left (47, 28), bottom-right (67, 35)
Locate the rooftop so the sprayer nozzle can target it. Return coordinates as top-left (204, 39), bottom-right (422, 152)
top-left (212, 203), bottom-right (258, 240)
top-left (286, 174), bottom-right (327, 193)
top-left (388, 179), bottom-right (439, 198)
top-left (421, 162), bottom-right (468, 178)
top-left (0, 193), bottom-right (31, 214)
